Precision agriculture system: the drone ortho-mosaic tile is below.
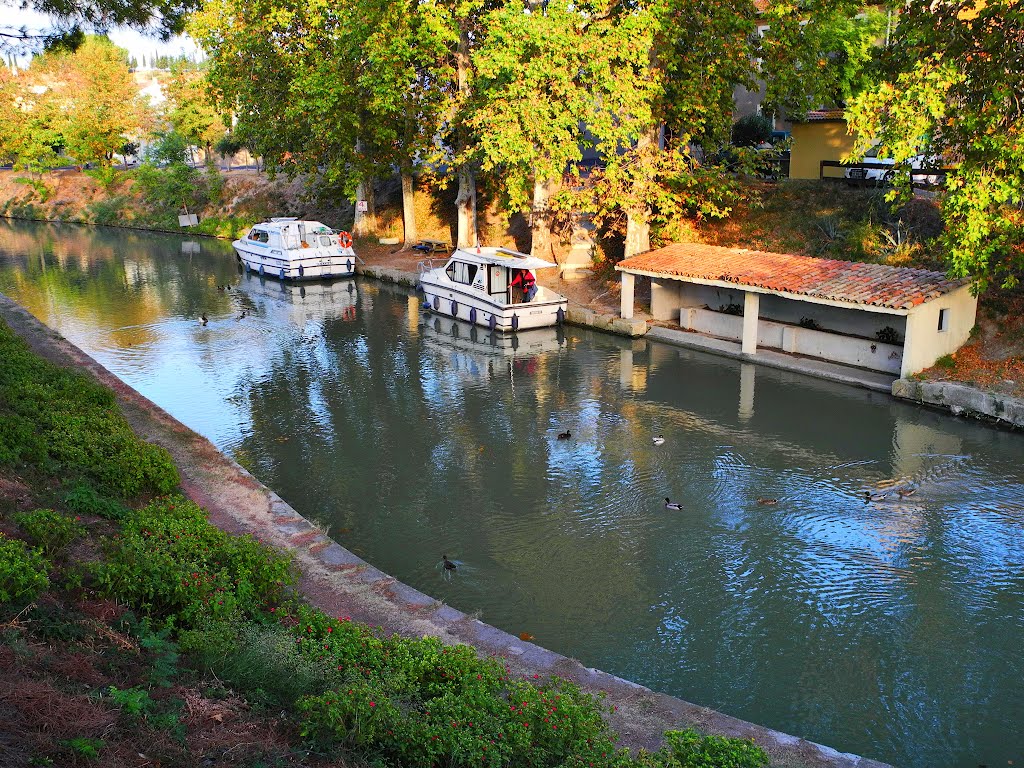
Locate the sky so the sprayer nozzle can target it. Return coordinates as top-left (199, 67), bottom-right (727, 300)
top-left (5, 7), bottom-right (203, 66)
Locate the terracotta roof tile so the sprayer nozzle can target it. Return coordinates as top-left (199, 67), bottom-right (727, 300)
top-left (616, 243), bottom-right (968, 311)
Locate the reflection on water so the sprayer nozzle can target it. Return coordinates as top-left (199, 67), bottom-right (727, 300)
top-left (2, 220), bottom-right (1023, 768)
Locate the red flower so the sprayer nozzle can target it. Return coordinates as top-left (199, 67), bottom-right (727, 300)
top-left (369, 701), bottom-right (376, 707)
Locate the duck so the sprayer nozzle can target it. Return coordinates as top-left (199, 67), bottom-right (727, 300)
top-left (664, 498), bottom-right (682, 510)
top-left (200, 313), bottom-right (209, 326)
top-left (236, 310), bottom-right (247, 321)
top-left (757, 498), bottom-right (778, 506)
top-left (864, 490), bottom-right (890, 502)
top-left (557, 430), bottom-right (571, 440)
top-left (897, 486), bottom-right (918, 498)
top-left (652, 435), bottom-right (665, 446)
top-left (216, 285), bottom-right (226, 291)
top-left (442, 554), bottom-right (457, 572)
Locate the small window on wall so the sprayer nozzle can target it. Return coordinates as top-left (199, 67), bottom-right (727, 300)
top-left (938, 308), bottom-right (950, 332)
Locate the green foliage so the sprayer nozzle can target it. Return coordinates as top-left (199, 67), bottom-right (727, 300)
top-left (655, 729), bottom-right (769, 768)
top-left (0, 534), bottom-right (50, 605)
top-left (64, 481), bottom-right (130, 521)
top-left (14, 508), bottom-right (86, 555)
top-left (84, 164), bottom-right (121, 191)
top-left (0, 320), bottom-right (179, 497)
top-left (184, 617), bottom-right (344, 707)
top-left (86, 196), bottom-right (129, 226)
top-left (145, 131), bottom-right (191, 167)
top-left (106, 685), bottom-right (154, 716)
top-left (97, 495), bottom-right (296, 627)
top-left (731, 115), bottom-right (773, 148)
top-left (935, 354), bottom-right (956, 370)
top-left (59, 737), bottom-right (104, 761)
top-left (846, 1), bottom-right (1024, 291)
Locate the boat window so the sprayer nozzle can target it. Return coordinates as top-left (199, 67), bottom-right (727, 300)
top-left (446, 261), bottom-right (478, 285)
top-left (319, 235), bottom-right (332, 246)
top-left (249, 229), bottom-right (270, 243)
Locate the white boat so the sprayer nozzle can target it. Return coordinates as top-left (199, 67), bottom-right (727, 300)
top-left (417, 246), bottom-right (568, 332)
top-left (239, 271), bottom-right (359, 324)
top-left (233, 218), bottom-right (357, 281)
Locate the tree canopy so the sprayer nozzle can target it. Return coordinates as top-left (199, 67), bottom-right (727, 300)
top-left (846, 0), bottom-right (1024, 291)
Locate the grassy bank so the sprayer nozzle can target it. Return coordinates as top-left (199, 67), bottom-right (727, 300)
top-left (0, 317), bottom-right (770, 768)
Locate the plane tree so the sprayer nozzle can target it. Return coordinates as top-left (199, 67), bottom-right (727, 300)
top-left (846, 0), bottom-right (1024, 291)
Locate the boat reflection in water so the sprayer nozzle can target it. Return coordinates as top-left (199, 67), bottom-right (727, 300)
top-left (420, 311), bottom-right (567, 380)
top-left (237, 270), bottom-right (361, 325)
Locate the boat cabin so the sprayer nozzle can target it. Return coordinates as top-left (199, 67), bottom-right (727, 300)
top-left (434, 247), bottom-right (555, 306)
top-left (245, 218), bottom-right (337, 251)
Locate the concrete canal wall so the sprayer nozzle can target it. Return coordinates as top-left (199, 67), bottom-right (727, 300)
top-left (892, 378), bottom-right (1024, 429)
top-left (0, 289), bottom-right (891, 768)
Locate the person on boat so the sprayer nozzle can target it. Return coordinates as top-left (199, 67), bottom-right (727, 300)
top-left (523, 270), bottom-right (537, 302)
top-left (511, 269), bottom-right (537, 303)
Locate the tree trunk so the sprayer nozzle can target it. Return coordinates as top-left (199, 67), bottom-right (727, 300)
top-left (401, 171), bottom-right (417, 248)
top-left (456, 166), bottom-right (477, 248)
top-left (353, 177), bottom-right (376, 238)
top-left (623, 126), bottom-right (659, 259)
top-left (530, 176), bottom-right (556, 261)
top-left (455, 28), bottom-right (477, 248)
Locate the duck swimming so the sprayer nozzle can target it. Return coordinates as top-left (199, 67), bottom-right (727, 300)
top-left (442, 554), bottom-right (457, 572)
top-left (652, 435), bottom-right (665, 446)
top-left (864, 490), bottom-right (890, 502)
top-left (557, 430), bottom-right (571, 440)
top-left (757, 498), bottom-right (778, 505)
top-left (664, 498), bottom-right (682, 510)
top-left (897, 486), bottom-right (918, 498)
top-left (200, 313), bottom-right (209, 326)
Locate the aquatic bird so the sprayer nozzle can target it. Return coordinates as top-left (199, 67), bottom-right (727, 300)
top-left (557, 430), bottom-right (571, 440)
top-left (519, 631), bottom-right (536, 642)
top-left (757, 498), bottom-right (778, 506)
top-left (664, 498), bottom-right (682, 510)
top-left (236, 310), bottom-right (247, 321)
top-left (897, 486), bottom-right (918, 498)
top-left (864, 490), bottom-right (890, 502)
top-left (442, 554), bottom-right (457, 572)
top-left (216, 285), bottom-right (226, 291)
top-left (200, 313), bottom-right (208, 326)
top-left (652, 435), bottom-right (665, 446)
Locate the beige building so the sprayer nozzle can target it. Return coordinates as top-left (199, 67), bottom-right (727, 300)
top-left (788, 110), bottom-right (855, 180)
top-left (617, 243), bottom-right (977, 379)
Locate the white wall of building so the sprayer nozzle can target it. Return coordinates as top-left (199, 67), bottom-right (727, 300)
top-left (900, 284), bottom-right (978, 377)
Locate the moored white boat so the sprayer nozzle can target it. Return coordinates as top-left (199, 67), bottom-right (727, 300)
top-left (416, 246), bottom-right (567, 332)
top-left (233, 218), bottom-right (357, 281)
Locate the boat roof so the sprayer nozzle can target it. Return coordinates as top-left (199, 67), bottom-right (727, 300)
top-left (449, 246), bottom-right (556, 270)
top-left (251, 218), bottom-right (333, 232)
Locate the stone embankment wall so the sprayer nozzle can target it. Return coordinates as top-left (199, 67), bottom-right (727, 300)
top-left (893, 378), bottom-right (1024, 429)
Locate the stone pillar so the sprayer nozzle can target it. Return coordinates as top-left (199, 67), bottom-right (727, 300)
top-left (742, 291), bottom-right (760, 355)
top-left (621, 272), bottom-right (635, 319)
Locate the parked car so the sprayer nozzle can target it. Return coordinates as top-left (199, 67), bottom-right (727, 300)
top-left (845, 147), bottom-right (944, 187)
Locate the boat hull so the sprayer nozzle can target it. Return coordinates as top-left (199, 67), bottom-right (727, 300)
top-left (233, 242), bottom-right (357, 281)
top-left (418, 276), bottom-right (567, 332)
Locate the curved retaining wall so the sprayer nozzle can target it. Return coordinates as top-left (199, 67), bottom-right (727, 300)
top-left (0, 291), bottom-right (890, 768)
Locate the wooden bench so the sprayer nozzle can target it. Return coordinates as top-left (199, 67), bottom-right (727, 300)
top-left (419, 238), bottom-right (450, 253)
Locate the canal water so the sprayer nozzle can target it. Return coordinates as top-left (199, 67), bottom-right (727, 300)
top-left (1, 220), bottom-right (1022, 768)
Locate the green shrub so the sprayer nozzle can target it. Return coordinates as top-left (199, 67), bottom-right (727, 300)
top-left (97, 496), bottom-right (296, 626)
top-left (0, 321), bottom-right (179, 497)
top-left (292, 604), bottom-right (626, 768)
top-left (14, 508), bottom-right (86, 554)
top-left (656, 729), bottom-right (769, 768)
top-left (934, 353), bottom-right (956, 370)
top-left (59, 737), bottom-right (104, 761)
top-left (64, 481), bottom-right (131, 521)
top-left (0, 534), bottom-right (49, 605)
top-left (87, 196), bottom-right (129, 226)
top-left (106, 686), bottom-right (153, 717)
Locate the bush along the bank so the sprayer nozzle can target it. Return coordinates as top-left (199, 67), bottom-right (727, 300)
top-left (14, 508), bottom-right (86, 555)
top-left (0, 320), bottom-right (179, 496)
top-left (0, 533), bottom-right (50, 604)
top-left (96, 495), bottom-right (296, 626)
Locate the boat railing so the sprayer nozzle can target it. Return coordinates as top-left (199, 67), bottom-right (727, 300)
top-left (417, 259), bottom-right (436, 274)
